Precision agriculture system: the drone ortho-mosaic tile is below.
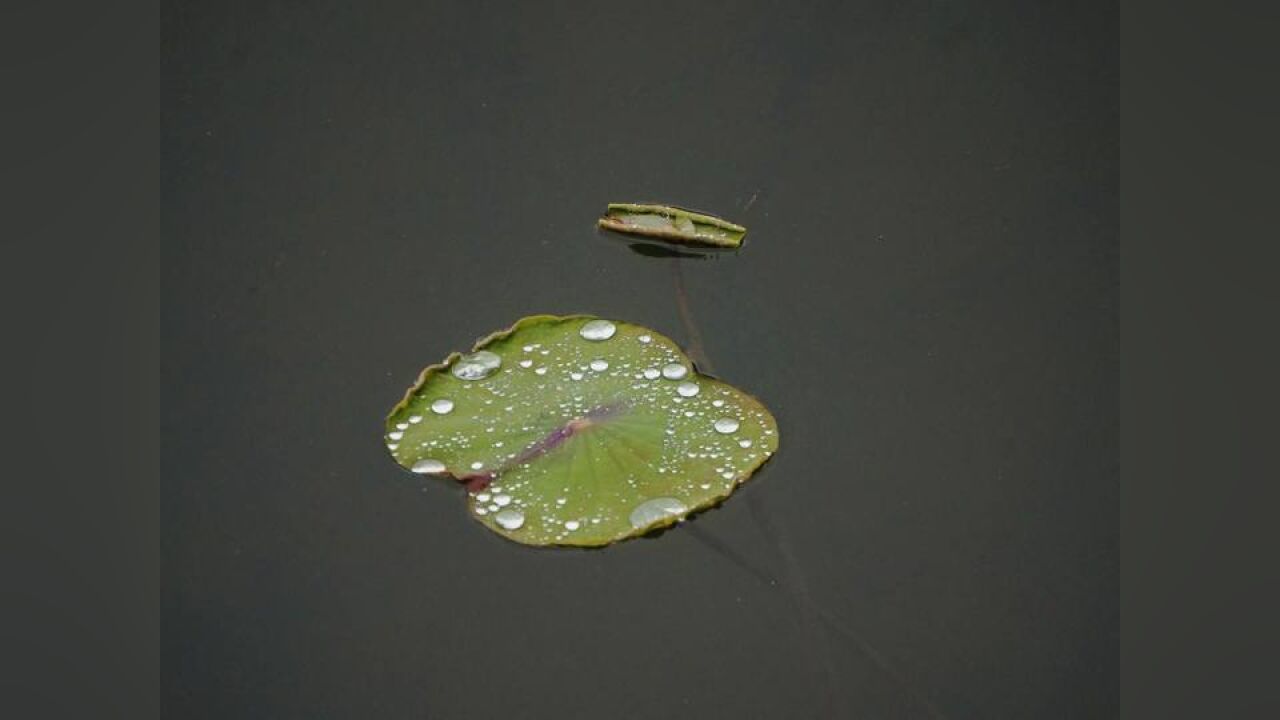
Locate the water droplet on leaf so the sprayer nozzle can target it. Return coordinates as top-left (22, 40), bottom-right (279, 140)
top-left (714, 418), bottom-right (740, 434)
top-left (494, 509), bottom-right (525, 530)
top-left (452, 351), bottom-right (501, 381)
top-left (662, 363), bottom-right (688, 380)
top-left (411, 458), bottom-right (446, 474)
top-left (676, 381), bottom-right (700, 397)
top-left (579, 319), bottom-right (616, 341)
top-left (629, 497), bottom-right (689, 530)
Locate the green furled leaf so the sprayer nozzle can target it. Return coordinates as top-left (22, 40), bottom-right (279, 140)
top-left (598, 203), bottom-right (747, 248)
top-left (385, 315), bottom-right (779, 547)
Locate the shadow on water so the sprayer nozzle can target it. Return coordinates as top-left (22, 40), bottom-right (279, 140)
top-left (625, 242), bottom-right (711, 261)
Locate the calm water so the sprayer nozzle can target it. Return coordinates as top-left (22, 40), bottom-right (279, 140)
top-left (163, 2), bottom-right (1117, 717)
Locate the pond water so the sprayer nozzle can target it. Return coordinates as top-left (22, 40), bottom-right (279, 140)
top-left (163, 2), bottom-right (1117, 717)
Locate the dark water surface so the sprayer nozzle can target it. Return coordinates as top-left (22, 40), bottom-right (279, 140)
top-left (163, 2), bottom-right (1117, 717)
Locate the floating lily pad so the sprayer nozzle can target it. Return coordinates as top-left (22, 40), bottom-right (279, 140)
top-left (598, 203), bottom-right (747, 248)
top-left (385, 315), bottom-right (779, 547)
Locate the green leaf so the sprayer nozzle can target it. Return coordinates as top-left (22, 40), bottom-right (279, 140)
top-left (385, 315), bottom-right (779, 547)
top-left (598, 203), bottom-right (747, 248)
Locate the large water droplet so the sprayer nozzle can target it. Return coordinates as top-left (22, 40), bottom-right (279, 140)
top-left (676, 381), bottom-right (700, 397)
top-left (661, 363), bottom-right (688, 380)
top-left (589, 359), bottom-right (609, 372)
top-left (387, 431), bottom-right (404, 441)
top-left (714, 418), bottom-right (740, 434)
top-left (493, 494), bottom-right (512, 507)
top-left (579, 319), bottom-right (616, 341)
top-left (629, 497), bottom-right (689, 530)
top-left (411, 458), bottom-right (446, 474)
top-left (431, 398), bottom-right (455, 414)
top-left (494, 509), bottom-right (525, 530)
top-left (452, 351), bottom-right (501, 380)
top-left (408, 415), bottom-right (423, 424)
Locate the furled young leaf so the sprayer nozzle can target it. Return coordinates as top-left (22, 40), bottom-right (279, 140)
top-left (385, 315), bottom-right (779, 547)
top-left (598, 203), bottom-right (747, 248)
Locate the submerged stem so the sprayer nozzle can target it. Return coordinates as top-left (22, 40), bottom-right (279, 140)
top-left (670, 257), bottom-right (945, 717)
top-left (670, 258), bottom-right (713, 373)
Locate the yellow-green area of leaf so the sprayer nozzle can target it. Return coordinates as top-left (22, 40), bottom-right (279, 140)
top-left (598, 203), bottom-right (747, 248)
top-left (385, 315), bottom-right (779, 547)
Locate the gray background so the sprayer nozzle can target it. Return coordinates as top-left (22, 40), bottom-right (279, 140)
top-left (163, 1), bottom-right (1117, 717)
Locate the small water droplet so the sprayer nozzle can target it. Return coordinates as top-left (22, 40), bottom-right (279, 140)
top-left (470, 461), bottom-right (483, 470)
top-left (564, 520), bottom-right (580, 531)
top-left (721, 471), bottom-right (735, 479)
top-left (714, 418), bottom-right (740, 434)
top-left (388, 431), bottom-right (404, 441)
top-left (712, 400), bottom-right (725, 407)
top-left (643, 368), bottom-right (661, 380)
top-left (555, 498), bottom-right (567, 505)
top-left (580, 319), bottom-right (617, 341)
top-left (629, 497), bottom-right (689, 530)
top-left (431, 398), bottom-right (455, 414)
top-left (589, 359), bottom-right (609, 372)
top-left (739, 439), bottom-right (753, 448)
top-left (661, 363), bottom-right (688, 380)
top-left (387, 444), bottom-right (398, 450)
top-left (570, 372), bottom-right (584, 381)
top-left (638, 335), bottom-right (652, 343)
top-left (494, 509), bottom-right (524, 530)
top-left (395, 422), bottom-right (409, 430)
top-left (451, 351), bottom-right (502, 380)
top-left (476, 493), bottom-right (491, 502)
top-left (676, 381), bottom-right (700, 397)
top-left (493, 494), bottom-right (512, 507)
top-left (518, 359), bottom-right (533, 368)
top-left (522, 345), bottom-right (534, 352)
top-left (535, 367), bottom-right (548, 375)
top-left (411, 458), bottom-right (446, 474)
top-left (408, 415), bottom-right (423, 424)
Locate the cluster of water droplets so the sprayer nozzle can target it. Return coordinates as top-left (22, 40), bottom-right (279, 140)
top-left (386, 317), bottom-right (778, 544)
